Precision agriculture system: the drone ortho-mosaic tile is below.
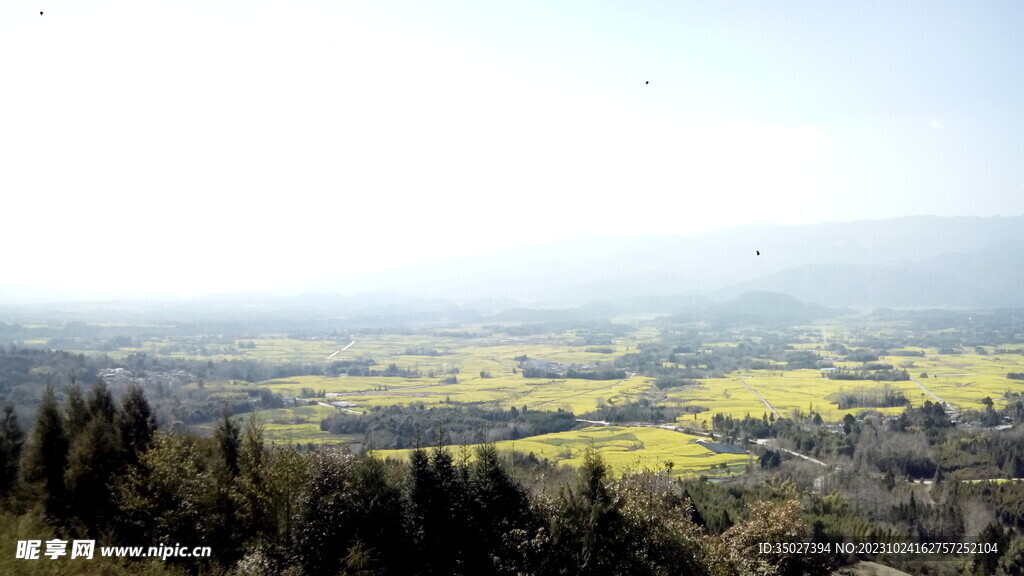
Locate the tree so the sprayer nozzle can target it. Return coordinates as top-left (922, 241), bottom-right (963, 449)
top-left (236, 412), bottom-right (273, 547)
top-left (21, 385), bottom-right (69, 521)
top-left (116, 382), bottom-right (156, 468)
top-left (617, 471), bottom-right (708, 575)
top-left (349, 454), bottom-right (412, 575)
top-left (842, 413), bottom-right (856, 435)
top-left (996, 533), bottom-right (1024, 576)
top-left (65, 380), bottom-right (124, 534)
top-left (232, 443), bottom-right (311, 573)
top-left (64, 380), bottom-right (90, 438)
top-left (465, 443), bottom-right (535, 573)
top-left (214, 408), bottom-right (241, 479)
top-left (720, 500), bottom-right (826, 576)
top-left (968, 521), bottom-right (1009, 576)
top-left (207, 409), bottom-right (244, 564)
top-left (759, 450), bottom-right (782, 469)
top-left (114, 433), bottom-right (221, 569)
top-left (293, 449), bottom-right (356, 576)
top-left (87, 379), bottom-right (117, 423)
top-left (550, 446), bottom-right (627, 576)
top-left (64, 406), bottom-right (120, 535)
top-left (0, 403), bottom-right (25, 499)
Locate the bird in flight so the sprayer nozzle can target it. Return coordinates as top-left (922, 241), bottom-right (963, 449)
top-left (756, 251), bottom-right (760, 256)
top-left (645, 81), bottom-right (649, 85)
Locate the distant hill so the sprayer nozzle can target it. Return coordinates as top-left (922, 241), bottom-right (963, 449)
top-left (715, 241), bottom-right (1024, 309)
top-left (913, 241), bottom-right (1024, 306)
top-left (315, 215), bottom-right (1024, 309)
top-left (714, 263), bottom-right (990, 308)
top-left (4, 215), bottom-right (1021, 311)
top-left (708, 291), bottom-right (847, 323)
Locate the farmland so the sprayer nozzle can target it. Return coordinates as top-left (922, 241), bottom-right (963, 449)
top-left (5, 297), bottom-right (1024, 576)
top-left (9, 310), bottom-right (1024, 482)
top-left (242, 331), bottom-right (652, 415)
top-left (372, 425), bottom-right (751, 478)
top-left (159, 327), bottom-right (1024, 482)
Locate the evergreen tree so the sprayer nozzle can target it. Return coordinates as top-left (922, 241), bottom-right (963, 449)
top-left (114, 433), bottom-right (220, 569)
top-left (0, 403), bottom-right (26, 499)
top-left (214, 408), bottom-right (241, 479)
top-left (207, 410), bottom-right (244, 567)
top-left (260, 444), bottom-right (311, 568)
top-left (21, 385), bottom-right (69, 521)
top-left (116, 382), bottom-right (156, 468)
top-left (407, 443), bottom-right (471, 576)
top-left (407, 445), bottom-right (434, 563)
top-left (65, 380), bottom-right (123, 534)
top-left (240, 411), bottom-right (265, 478)
top-left (64, 380), bottom-right (90, 439)
top-left (969, 521), bottom-right (1009, 576)
top-left (350, 454), bottom-right (412, 575)
top-left (236, 412), bottom-right (271, 546)
top-left (418, 444), bottom-right (469, 576)
top-left (294, 449), bottom-right (356, 576)
top-left (551, 446), bottom-right (627, 576)
top-left (64, 411), bottom-right (120, 535)
top-left (683, 489), bottom-right (707, 528)
top-left (87, 379), bottom-right (117, 424)
top-left (465, 443), bottom-right (534, 573)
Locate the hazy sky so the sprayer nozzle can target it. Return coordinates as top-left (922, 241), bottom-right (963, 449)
top-left (2, 1), bottom-right (1022, 298)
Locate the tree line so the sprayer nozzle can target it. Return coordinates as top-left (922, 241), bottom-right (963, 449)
top-left (0, 380), bottom-right (854, 576)
top-left (319, 405), bottom-right (576, 449)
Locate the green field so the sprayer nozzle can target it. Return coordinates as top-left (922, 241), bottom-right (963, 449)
top-left (250, 333), bottom-right (652, 415)
top-left (884, 350), bottom-right (1024, 411)
top-left (193, 406), bottom-right (351, 445)
top-left (373, 425), bottom-right (751, 478)
top-left (89, 329), bottom-right (1024, 482)
top-left (664, 366), bottom-right (1014, 426)
top-left (99, 331), bottom-right (644, 366)
top-left (185, 336), bottom-right (1024, 441)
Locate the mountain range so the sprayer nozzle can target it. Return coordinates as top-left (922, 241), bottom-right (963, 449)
top-left (2, 216), bottom-right (1021, 316)
top-left (314, 215), bottom-right (1024, 310)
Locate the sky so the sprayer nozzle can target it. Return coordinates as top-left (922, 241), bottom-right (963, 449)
top-left (1, 1), bottom-right (1022, 299)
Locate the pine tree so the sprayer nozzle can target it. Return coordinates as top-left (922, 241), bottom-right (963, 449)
top-left (0, 403), bottom-right (26, 499)
top-left (682, 489), bottom-right (706, 528)
top-left (116, 382), bottom-right (156, 468)
top-left (552, 446), bottom-right (627, 576)
top-left (65, 381), bottom-right (122, 534)
top-left (350, 454), bottom-right (411, 575)
top-left (64, 411), bottom-right (120, 534)
top-left (240, 411), bottom-right (265, 478)
top-left (87, 379), bottom-right (117, 423)
top-left (21, 385), bottom-right (69, 521)
top-left (64, 380), bottom-right (90, 439)
top-left (970, 521), bottom-right (1008, 575)
top-left (236, 412), bottom-right (271, 545)
top-left (215, 408), bottom-right (241, 479)
top-left (207, 408), bottom-right (244, 565)
top-left (465, 443), bottom-right (534, 574)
